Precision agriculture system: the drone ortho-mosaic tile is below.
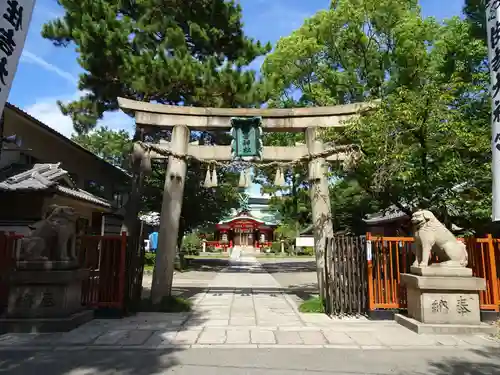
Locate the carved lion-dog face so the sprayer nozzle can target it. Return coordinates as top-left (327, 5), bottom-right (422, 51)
top-left (46, 205), bottom-right (78, 222)
top-left (411, 210), bottom-right (435, 228)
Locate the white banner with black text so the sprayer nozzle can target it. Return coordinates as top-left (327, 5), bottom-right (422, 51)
top-left (0, 0), bottom-right (36, 116)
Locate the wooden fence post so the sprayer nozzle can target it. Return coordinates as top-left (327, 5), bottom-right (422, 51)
top-left (323, 237), bottom-right (330, 314)
top-left (487, 234), bottom-right (500, 312)
top-left (118, 232), bottom-right (128, 310)
top-left (366, 232), bottom-right (375, 312)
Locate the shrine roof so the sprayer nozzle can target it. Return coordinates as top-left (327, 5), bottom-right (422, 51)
top-left (217, 211), bottom-right (277, 226)
top-left (0, 163), bottom-right (112, 209)
top-left (363, 205), bottom-right (464, 232)
top-left (363, 206), bottom-right (408, 225)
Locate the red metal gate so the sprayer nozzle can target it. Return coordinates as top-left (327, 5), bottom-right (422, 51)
top-left (0, 232), bottom-right (22, 313)
top-left (79, 233), bottom-right (128, 309)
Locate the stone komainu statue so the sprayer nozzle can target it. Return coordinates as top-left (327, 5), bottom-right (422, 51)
top-left (18, 205), bottom-right (79, 262)
top-left (411, 209), bottom-right (468, 268)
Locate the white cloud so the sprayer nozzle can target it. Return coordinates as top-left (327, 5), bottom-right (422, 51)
top-left (23, 92), bottom-right (135, 140)
top-left (36, 3), bottom-right (64, 20)
top-left (19, 43), bottom-right (135, 139)
top-left (24, 98), bottom-right (75, 138)
top-left (20, 50), bottom-right (78, 85)
top-left (98, 111), bottom-right (135, 136)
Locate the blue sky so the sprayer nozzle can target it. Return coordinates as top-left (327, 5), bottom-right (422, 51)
top-left (6, 0), bottom-right (466, 196)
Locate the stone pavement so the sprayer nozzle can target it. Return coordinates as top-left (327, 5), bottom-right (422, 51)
top-left (0, 255), bottom-right (498, 351)
top-left (1, 347), bottom-right (499, 375)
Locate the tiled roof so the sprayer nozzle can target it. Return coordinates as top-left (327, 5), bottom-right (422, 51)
top-left (55, 185), bottom-right (111, 209)
top-left (218, 211), bottom-right (265, 224)
top-left (217, 210), bottom-right (278, 226)
top-left (363, 206), bottom-right (408, 225)
top-left (0, 163), bottom-right (111, 208)
top-left (0, 163), bottom-right (63, 190)
top-left (363, 206), bottom-right (464, 232)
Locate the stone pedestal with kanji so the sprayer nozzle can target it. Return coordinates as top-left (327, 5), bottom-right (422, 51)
top-left (0, 261), bottom-right (93, 333)
top-left (395, 267), bottom-right (495, 335)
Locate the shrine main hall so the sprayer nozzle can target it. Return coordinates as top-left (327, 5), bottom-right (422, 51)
top-left (214, 196), bottom-right (279, 250)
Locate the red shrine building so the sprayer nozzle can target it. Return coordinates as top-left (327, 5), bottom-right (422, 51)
top-left (214, 196), bottom-right (279, 251)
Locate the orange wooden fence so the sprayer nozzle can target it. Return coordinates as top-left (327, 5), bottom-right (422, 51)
top-left (367, 234), bottom-right (500, 312)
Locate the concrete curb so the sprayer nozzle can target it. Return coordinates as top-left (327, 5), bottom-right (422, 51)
top-left (0, 342), bottom-right (499, 351)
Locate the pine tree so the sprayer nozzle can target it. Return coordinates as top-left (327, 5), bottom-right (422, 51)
top-left (42, 0), bottom-right (271, 134)
top-left (463, 0), bottom-right (486, 42)
top-left (44, 0), bottom-right (271, 301)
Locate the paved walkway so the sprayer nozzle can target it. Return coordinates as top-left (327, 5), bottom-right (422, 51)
top-left (1, 347), bottom-right (499, 375)
top-left (0, 255), bottom-right (498, 351)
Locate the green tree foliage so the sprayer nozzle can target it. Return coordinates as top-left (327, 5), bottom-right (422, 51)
top-left (142, 160), bottom-right (240, 237)
top-left (252, 120), bottom-right (312, 232)
top-left (330, 178), bottom-right (379, 234)
top-left (464, 0), bottom-right (486, 42)
top-left (262, 0), bottom-right (432, 106)
top-left (273, 222), bottom-right (298, 251)
top-left (181, 231), bottom-right (202, 254)
top-left (262, 0), bottom-right (491, 233)
top-left (73, 127), bottom-right (240, 236)
top-left (50, 0), bottom-right (269, 240)
top-left (256, 164), bottom-right (311, 231)
top-left (71, 126), bottom-right (132, 167)
top-left (42, 0), bottom-right (271, 134)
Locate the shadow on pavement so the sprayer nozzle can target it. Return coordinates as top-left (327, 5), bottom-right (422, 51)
top-left (183, 258), bottom-right (317, 274)
top-left (426, 347), bottom-right (500, 375)
top-left (0, 348), bottom-right (182, 375)
top-left (259, 261), bottom-right (317, 273)
top-left (181, 258), bottom-right (228, 272)
top-left (142, 258), bottom-right (319, 302)
top-left (170, 285), bottom-right (318, 303)
top-left (2, 344), bottom-right (499, 375)
top-left (0, 309), bottom-right (209, 374)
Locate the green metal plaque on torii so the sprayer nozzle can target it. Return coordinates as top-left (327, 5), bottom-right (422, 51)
top-left (230, 117), bottom-right (263, 161)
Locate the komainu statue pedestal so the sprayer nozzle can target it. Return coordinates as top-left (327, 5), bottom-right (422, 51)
top-left (395, 210), bottom-right (496, 335)
top-left (0, 205), bottom-right (94, 333)
top-left (0, 261), bottom-right (93, 333)
top-left (395, 266), bottom-right (495, 335)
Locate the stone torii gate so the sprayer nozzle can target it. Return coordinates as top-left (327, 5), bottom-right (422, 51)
top-left (118, 98), bottom-right (375, 303)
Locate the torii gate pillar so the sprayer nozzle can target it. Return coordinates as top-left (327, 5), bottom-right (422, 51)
top-left (305, 127), bottom-right (334, 299)
top-left (151, 125), bottom-right (190, 304)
